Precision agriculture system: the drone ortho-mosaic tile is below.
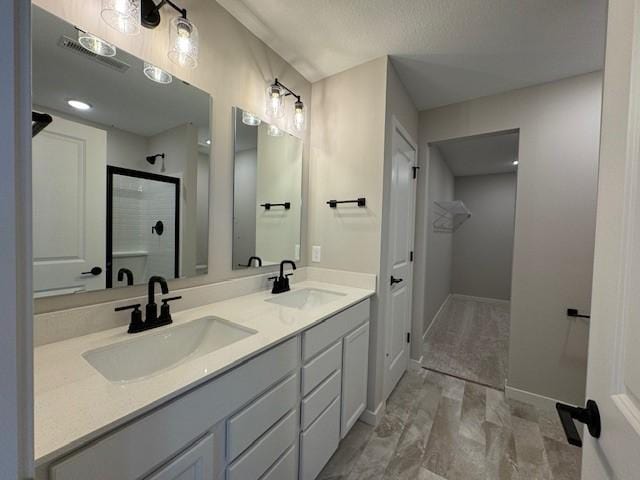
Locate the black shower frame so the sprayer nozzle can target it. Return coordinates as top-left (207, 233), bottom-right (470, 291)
top-left (106, 166), bottom-right (180, 288)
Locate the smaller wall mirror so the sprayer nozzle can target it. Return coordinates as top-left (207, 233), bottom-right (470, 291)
top-left (233, 108), bottom-right (303, 269)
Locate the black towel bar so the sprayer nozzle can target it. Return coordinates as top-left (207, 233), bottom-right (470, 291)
top-left (327, 198), bottom-right (366, 208)
top-left (260, 202), bottom-right (291, 210)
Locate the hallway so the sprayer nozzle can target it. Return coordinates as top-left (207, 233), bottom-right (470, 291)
top-left (319, 368), bottom-right (581, 479)
top-left (422, 297), bottom-right (510, 390)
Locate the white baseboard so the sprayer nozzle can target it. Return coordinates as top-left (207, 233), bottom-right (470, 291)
top-left (360, 401), bottom-right (386, 426)
top-left (505, 383), bottom-right (573, 411)
top-left (451, 293), bottom-right (510, 305)
top-left (409, 356), bottom-right (424, 370)
top-left (422, 294), bottom-right (452, 341)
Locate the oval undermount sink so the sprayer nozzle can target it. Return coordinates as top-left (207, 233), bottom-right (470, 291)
top-left (83, 317), bottom-right (257, 383)
top-left (265, 288), bottom-right (346, 310)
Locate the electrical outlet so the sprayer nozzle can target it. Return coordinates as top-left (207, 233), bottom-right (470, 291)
top-left (312, 245), bottom-right (321, 263)
top-left (294, 244), bottom-right (300, 261)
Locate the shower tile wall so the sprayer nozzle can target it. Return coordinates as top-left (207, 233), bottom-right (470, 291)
top-left (112, 176), bottom-right (176, 287)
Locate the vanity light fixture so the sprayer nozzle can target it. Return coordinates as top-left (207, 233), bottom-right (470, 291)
top-left (267, 124), bottom-right (284, 137)
top-left (77, 30), bottom-right (117, 57)
top-left (141, 0), bottom-right (199, 69)
top-left (67, 99), bottom-right (92, 111)
top-left (265, 78), bottom-right (306, 132)
top-left (512, 160), bottom-right (519, 166)
top-left (242, 111), bottom-right (261, 126)
top-left (143, 62), bottom-right (173, 84)
top-left (206, 139), bottom-right (211, 145)
top-left (101, 0), bottom-right (141, 35)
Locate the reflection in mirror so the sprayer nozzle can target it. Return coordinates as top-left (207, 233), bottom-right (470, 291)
top-left (232, 108), bottom-right (303, 269)
top-left (31, 7), bottom-right (211, 298)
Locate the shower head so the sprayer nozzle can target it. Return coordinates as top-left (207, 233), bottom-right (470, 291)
top-left (146, 153), bottom-right (165, 165)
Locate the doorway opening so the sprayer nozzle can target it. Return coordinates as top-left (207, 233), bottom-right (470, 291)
top-left (422, 130), bottom-right (519, 391)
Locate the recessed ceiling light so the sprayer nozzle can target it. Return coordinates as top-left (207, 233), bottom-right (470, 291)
top-left (512, 160), bottom-right (519, 166)
top-left (206, 139), bottom-right (211, 145)
top-left (67, 99), bottom-right (92, 111)
top-left (77, 30), bottom-right (117, 57)
top-left (143, 63), bottom-right (172, 84)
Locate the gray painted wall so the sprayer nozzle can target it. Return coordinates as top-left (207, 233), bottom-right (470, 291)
top-left (452, 173), bottom-right (516, 300)
top-left (423, 146), bottom-right (454, 334)
top-left (419, 72), bottom-right (601, 406)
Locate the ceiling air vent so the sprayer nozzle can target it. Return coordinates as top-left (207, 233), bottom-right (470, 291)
top-left (57, 35), bottom-right (130, 73)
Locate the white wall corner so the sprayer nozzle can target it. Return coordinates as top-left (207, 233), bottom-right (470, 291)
top-left (423, 293), bottom-right (452, 341)
top-left (359, 400), bottom-right (386, 427)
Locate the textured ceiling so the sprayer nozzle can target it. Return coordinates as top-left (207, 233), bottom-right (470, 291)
top-left (434, 131), bottom-right (519, 177)
top-left (216, 0), bottom-right (607, 109)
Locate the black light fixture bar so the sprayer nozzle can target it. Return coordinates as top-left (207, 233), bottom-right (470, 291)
top-left (273, 78), bottom-right (301, 102)
top-left (32, 111), bottom-right (52, 138)
top-left (327, 198), bottom-right (367, 208)
top-left (142, 0), bottom-right (188, 29)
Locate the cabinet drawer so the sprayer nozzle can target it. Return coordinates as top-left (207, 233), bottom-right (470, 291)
top-left (227, 409), bottom-right (297, 480)
top-left (299, 397), bottom-right (341, 480)
top-left (302, 300), bottom-right (369, 361)
top-left (227, 373), bottom-right (298, 461)
top-left (301, 369), bottom-right (341, 430)
top-left (260, 444), bottom-right (297, 480)
top-left (301, 340), bottom-right (342, 396)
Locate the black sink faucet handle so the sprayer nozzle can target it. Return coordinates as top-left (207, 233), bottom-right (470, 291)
top-left (114, 304), bottom-right (144, 334)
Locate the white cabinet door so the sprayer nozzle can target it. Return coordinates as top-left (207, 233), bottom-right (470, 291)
top-left (341, 322), bottom-right (370, 437)
top-left (32, 113), bottom-right (107, 296)
top-left (145, 434), bottom-right (214, 480)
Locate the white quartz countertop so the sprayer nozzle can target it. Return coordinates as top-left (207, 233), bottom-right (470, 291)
top-left (34, 281), bottom-right (374, 466)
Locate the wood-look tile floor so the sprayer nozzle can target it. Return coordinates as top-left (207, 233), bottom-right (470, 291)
top-left (318, 368), bottom-right (581, 480)
top-left (422, 297), bottom-right (510, 390)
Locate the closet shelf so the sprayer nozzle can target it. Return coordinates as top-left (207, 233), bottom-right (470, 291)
top-left (433, 200), bottom-right (472, 232)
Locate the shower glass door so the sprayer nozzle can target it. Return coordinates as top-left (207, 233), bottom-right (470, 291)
top-left (107, 167), bottom-right (180, 288)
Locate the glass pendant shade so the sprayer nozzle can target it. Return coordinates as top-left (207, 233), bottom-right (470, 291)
top-left (265, 83), bottom-right (285, 119)
top-left (168, 17), bottom-right (199, 69)
top-left (242, 111), bottom-right (261, 126)
top-left (77, 30), bottom-right (117, 57)
top-left (292, 100), bottom-right (306, 132)
top-left (101, 0), bottom-right (141, 35)
top-left (143, 63), bottom-right (173, 84)
top-left (267, 124), bottom-right (284, 137)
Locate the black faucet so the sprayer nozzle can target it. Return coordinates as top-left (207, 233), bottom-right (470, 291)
top-left (115, 275), bottom-right (181, 333)
top-left (247, 256), bottom-right (263, 268)
top-left (117, 268), bottom-right (134, 286)
top-left (270, 260), bottom-right (296, 294)
top-left (146, 276), bottom-right (169, 325)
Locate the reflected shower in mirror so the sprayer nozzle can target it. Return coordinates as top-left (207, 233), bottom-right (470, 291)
top-left (31, 7), bottom-right (211, 298)
top-left (232, 108), bottom-right (303, 269)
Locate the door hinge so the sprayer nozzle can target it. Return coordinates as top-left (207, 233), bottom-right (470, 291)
top-left (410, 251), bottom-right (414, 262)
top-left (406, 332), bottom-right (411, 343)
top-left (412, 165), bottom-right (420, 179)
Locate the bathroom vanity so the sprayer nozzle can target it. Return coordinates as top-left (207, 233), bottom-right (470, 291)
top-left (35, 282), bottom-right (373, 480)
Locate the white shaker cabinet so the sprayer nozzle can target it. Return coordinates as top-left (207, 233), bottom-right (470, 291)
top-left (341, 321), bottom-right (370, 437)
top-left (144, 434), bottom-right (214, 480)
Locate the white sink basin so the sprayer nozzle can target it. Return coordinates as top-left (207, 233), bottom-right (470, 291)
top-left (83, 317), bottom-right (257, 383)
top-left (265, 288), bottom-right (346, 310)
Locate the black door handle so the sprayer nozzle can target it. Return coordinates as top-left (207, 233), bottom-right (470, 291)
top-left (556, 399), bottom-right (601, 447)
top-left (81, 266), bottom-right (103, 276)
top-left (390, 276), bottom-right (403, 286)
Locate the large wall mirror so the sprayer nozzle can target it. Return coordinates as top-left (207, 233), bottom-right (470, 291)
top-left (233, 108), bottom-right (303, 269)
top-left (31, 7), bottom-right (211, 298)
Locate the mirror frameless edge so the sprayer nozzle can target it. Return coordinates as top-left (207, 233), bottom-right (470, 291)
top-left (31, 6), bottom-right (212, 299)
top-left (232, 107), bottom-right (303, 270)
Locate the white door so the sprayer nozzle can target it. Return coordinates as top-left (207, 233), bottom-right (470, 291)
top-left (581, 0), bottom-right (640, 477)
top-left (384, 118), bottom-right (418, 398)
top-left (32, 114), bottom-right (106, 296)
top-left (145, 434), bottom-right (214, 480)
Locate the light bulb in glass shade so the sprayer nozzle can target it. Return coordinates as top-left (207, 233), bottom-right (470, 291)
top-left (168, 17), bottom-right (199, 68)
top-left (101, 0), bottom-right (141, 35)
top-left (242, 111), bottom-right (261, 126)
top-left (77, 30), bottom-right (117, 57)
top-left (293, 100), bottom-right (306, 132)
top-left (512, 160), bottom-right (519, 166)
top-left (143, 63), bottom-right (172, 84)
top-left (267, 124), bottom-right (284, 137)
top-left (265, 83), bottom-right (285, 119)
